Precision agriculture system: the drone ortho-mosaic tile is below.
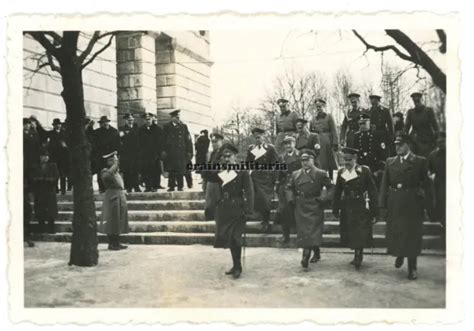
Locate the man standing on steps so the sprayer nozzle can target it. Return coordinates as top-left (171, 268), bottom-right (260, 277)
top-left (332, 147), bottom-right (379, 270)
top-left (274, 136), bottom-right (301, 244)
top-left (340, 93), bottom-right (367, 147)
top-left (286, 149), bottom-right (333, 269)
top-left (214, 143), bottom-right (254, 279)
top-left (48, 118), bottom-right (70, 195)
top-left (119, 113), bottom-right (141, 193)
top-left (379, 134), bottom-right (434, 280)
top-left (138, 113), bottom-right (163, 192)
top-left (162, 109), bottom-right (193, 192)
top-left (368, 94), bottom-right (394, 155)
top-left (202, 132), bottom-right (224, 221)
top-left (100, 151), bottom-right (129, 251)
top-left (246, 127), bottom-right (279, 233)
top-left (94, 116), bottom-right (121, 193)
top-left (275, 98), bottom-right (298, 155)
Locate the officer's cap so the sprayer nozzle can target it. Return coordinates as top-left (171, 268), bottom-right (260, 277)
top-left (277, 98), bottom-right (289, 105)
top-left (393, 111), bottom-right (404, 119)
top-left (314, 98), bottom-right (326, 105)
top-left (295, 118), bottom-right (308, 125)
top-left (358, 113), bottom-right (371, 123)
top-left (220, 143), bottom-right (239, 154)
top-left (410, 92), bottom-right (423, 98)
top-left (123, 113), bottom-right (134, 120)
top-left (393, 133), bottom-right (412, 145)
top-left (102, 151), bottom-right (118, 159)
top-left (282, 136), bottom-right (296, 144)
top-left (369, 94), bottom-right (382, 100)
top-left (341, 147), bottom-right (359, 155)
top-left (169, 109), bottom-right (181, 117)
top-left (300, 149), bottom-right (316, 160)
top-left (348, 92), bottom-right (361, 99)
top-left (251, 127), bottom-right (265, 135)
top-left (211, 132), bottom-right (224, 140)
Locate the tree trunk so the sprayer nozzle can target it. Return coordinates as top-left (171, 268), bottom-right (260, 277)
top-left (59, 48), bottom-right (99, 267)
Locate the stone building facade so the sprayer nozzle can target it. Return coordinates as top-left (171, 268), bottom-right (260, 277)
top-left (23, 31), bottom-right (213, 136)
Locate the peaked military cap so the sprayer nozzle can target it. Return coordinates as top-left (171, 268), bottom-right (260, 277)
top-left (220, 142), bottom-right (239, 154)
top-left (277, 98), bottom-right (289, 105)
top-left (282, 136), bottom-right (296, 143)
top-left (410, 92), bottom-right (423, 98)
top-left (393, 111), bottom-right (404, 119)
top-left (211, 132), bottom-right (224, 140)
top-left (102, 151), bottom-right (118, 159)
top-left (169, 109), bottom-right (181, 117)
top-left (300, 148), bottom-right (316, 160)
top-left (314, 98), bottom-right (326, 105)
top-left (123, 113), bottom-right (134, 120)
top-left (358, 113), bottom-right (371, 122)
top-left (251, 127), bottom-right (265, 134)
top-left (348, 92), bottom-right (361, 98)
top-left (295, 118), bottom-right (308, 124)
top-left (393, 133), bottom-right (412, 145)
top-left (341, 146), bottom-right (359, 155)
top-left (369, 94), bottom-right (382, 100)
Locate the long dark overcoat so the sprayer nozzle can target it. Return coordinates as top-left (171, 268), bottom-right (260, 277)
top-left (332, 165), bottom-right (378, 249)
top-left (275, 150), bottom-right (301, 228)
top-left (48, 129), bottom-right (70, 177)
top-left (94, 126), bottom-right (121, 172)
top-left (379, 153), bottom-right (433, 257)
top-left (31, 163), bottom-right (59, 222)
top-left (309, 112), bottom-right (338, 171)
top-left (246, 143), bottom-right (279, 221)
top-left (119, 125), bottom-right (140, 174)
top-left (286, 166), bottom-right (333, 247)
top-left (162, 121), bottom-right (193, 174)
top-left (340, 107), bottom-right (367, 147)
top-left (214, 170), bottom-right (254, 248)
top-left (404, 106), bottom-right (439, 157)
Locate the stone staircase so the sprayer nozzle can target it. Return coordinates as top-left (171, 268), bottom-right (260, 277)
top-left (31, 190), bottom-right (445, 249)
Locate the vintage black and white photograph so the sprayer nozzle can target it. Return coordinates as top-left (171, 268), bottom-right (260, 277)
top-left (7, 13), bottom-right (462, 323)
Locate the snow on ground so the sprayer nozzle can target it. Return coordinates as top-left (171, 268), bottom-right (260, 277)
top-left (24, 243), bottom-right (445, 308)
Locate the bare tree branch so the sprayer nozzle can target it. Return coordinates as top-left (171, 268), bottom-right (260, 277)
top-left (436, 29), bottom-right (446, 54)
top-left (78, 31), bottom-right (100, 64)
top-left (27, 32), bottom-right (60, 57)
top-left (42, 31), bottom-right (63, 46)
top-left (352, 30), bottom-right (413, 62)
top-left (81, 33), bottom-right (115, 69)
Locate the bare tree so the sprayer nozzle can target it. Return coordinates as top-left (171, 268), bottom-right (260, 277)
top-left (330, 69), bottom-right (354, 124)
top-left (352, 30), bottom-right (446, 93)
top-left (25, 31), bottom-right (118, 267)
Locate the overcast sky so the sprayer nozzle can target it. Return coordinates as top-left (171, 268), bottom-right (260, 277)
top-left (209, 30), bottom-right (445, 124)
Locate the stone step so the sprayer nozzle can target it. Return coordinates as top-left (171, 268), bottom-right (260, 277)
top-left (56, 191), bottom-right (205, 202)
top-left (31, 221), bottom-right (444, 236)
top-left (57, 200), bottom-right (206, 211)
top-left (29, 232), bottom-right (445, 249)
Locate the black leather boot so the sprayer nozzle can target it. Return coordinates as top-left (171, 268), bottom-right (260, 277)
top-left (280, 224), bottom-right (290, 243)
top-left (116, 235), bottom-right (128, 250)
top-left (408, 257), bottom-right (418, 280)
top-left (226, 246), bottom-right (242, 278)
top-left (301, 248), bottom-right (311, 269)
top-left (354, 249), bottom-right (363, 269)
top-left (310, 246), bottom-right (320, 263)
top-left (108, 235), bottom-right (119, 250)
top-left (395, 256), bottom-right (404, 268)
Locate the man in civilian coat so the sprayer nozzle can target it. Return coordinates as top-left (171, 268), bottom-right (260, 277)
top-left (48, 118), bottom-right (71, 195)
top-left (119, 113), bottom-right (141, 193)
top-left (138, 113), bottom-right (163, 192)
top-left (94, 116), bottom-right (121, 193)
top-left (379, 134), bottom-right (434, 280)
top-left (162, 109), bottom-right (193, 192)
top-left (246, 127), bottom-right (279, 232)
top-left (286, 149), bottom-right (333, 268)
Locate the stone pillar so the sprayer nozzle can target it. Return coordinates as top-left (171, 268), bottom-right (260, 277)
top-left (116, 32), bottom-right (157, 126)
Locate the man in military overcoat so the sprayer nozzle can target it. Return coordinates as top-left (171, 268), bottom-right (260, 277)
top-left (286, 149), bottom-right (333, 269)
top-left (368, 94), bottom-right (394, 153)
top-left (138, 113), bottom-right (163, 192)
top-left (162, 109), bottom-right (193, 192)
top-left (274, 136), bottom-right (301, 243)
top-left (379, 134), bottom-right (434, 280)
top-left (295, 118), bottom-right (321, 162)
top-left (213, 143), bottom-right (254, 279)
top-left (47, 118), bottom-right (70, 194)
top-left (246, 127), bottom-right (279, 232)
top-left (274, 98), bottom-right (298, 155)
top-left (404, 92), bottom-right (440, 157)
top-left (340, 93), bottom-right (367, 147)
top-left (332, 147), bottom-right (379, 269)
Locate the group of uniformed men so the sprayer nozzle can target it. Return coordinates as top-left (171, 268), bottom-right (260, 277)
top-left (23, 91), bottom-right (445, 281)
top-left (204, 91), bottom-right (445, 281)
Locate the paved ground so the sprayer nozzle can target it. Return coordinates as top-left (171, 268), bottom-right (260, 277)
top-left (24, 243), bottom-right (445, 308)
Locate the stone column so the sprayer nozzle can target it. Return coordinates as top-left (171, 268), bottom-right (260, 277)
top-left (116, 32), bottom-right (157, 126)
